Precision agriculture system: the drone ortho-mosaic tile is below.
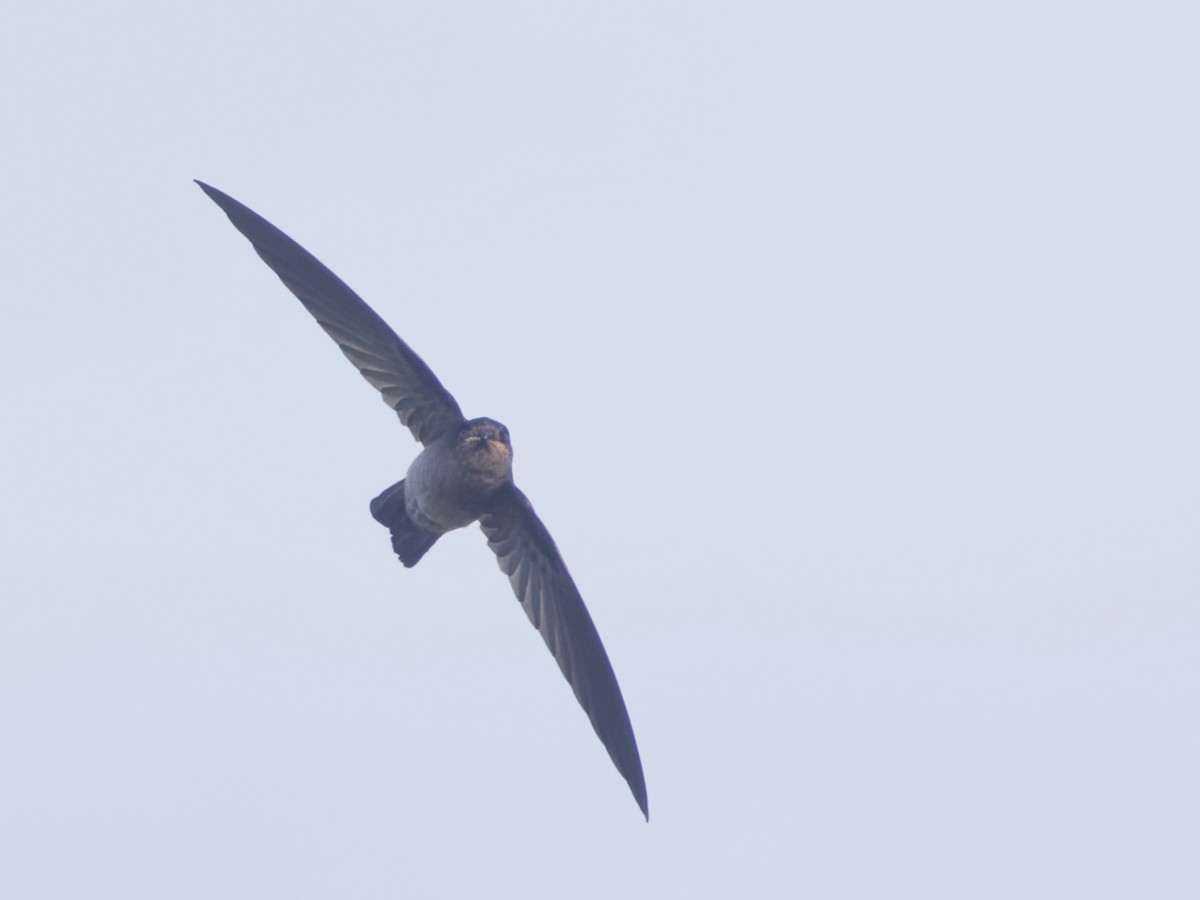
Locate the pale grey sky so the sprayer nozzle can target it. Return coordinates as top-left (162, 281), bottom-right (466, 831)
top-left (2, 1), bottom-right (1197, 897)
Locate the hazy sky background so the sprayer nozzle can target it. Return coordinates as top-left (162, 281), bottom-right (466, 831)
top-left (2, 1), bottom-right (1197, 897)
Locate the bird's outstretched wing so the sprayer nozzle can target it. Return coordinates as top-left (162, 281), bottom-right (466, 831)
top-left (479, 483), bottom-right (648, 819)
top-left (196, 181), bottom-right (465, 446)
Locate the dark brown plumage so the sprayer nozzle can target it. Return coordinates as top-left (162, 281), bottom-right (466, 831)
top-left (197, 181), bottom-right (647, 819)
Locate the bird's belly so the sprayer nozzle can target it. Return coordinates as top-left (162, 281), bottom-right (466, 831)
top-left (404, 450), bottom-right (482, 533)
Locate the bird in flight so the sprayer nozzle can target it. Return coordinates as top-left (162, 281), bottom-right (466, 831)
top-left (196, 181), bottom-right (647, 819)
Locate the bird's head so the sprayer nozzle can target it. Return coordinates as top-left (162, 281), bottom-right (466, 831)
top-left (457, 417), bottom-right (513, 470)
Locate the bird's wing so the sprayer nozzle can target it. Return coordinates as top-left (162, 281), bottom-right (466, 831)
top-left (196, 181), bottom-right (465, 446)
top-left (479, 483), bottom-right (648, 819)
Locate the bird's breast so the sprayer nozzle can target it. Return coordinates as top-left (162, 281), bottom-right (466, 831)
top-left (404, 444), bottom-right (499, 533)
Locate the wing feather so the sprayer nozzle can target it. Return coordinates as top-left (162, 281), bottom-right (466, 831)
top-left (479, 484), bottom-right (648, 819)
top-left (197, 181), bottom-right (464, 445)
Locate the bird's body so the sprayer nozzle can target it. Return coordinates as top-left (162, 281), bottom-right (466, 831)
top-left (404, 418), bottom-right (513, 534)
top-left (196, 182), bottom-right (647, 819)
top-left (375, 417), bottom-right (514, 565)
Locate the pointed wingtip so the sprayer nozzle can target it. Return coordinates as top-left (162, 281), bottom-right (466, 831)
top-left (193, 182), bottom-right (269, 236)
top-left (194, 180), bottom-right (228, 209)
top-left (632, 781), bottom-right (649, 822)
top-left (194, 179), bottom-right (225, 203)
